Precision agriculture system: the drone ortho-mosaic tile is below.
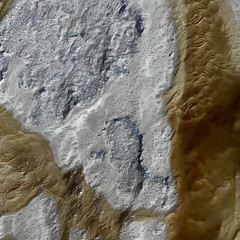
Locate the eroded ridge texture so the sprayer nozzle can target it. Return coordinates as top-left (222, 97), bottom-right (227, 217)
top-left (166, 0), bottom-right (240, 239)
top-left (0, 0), bottom-right (144, 124)
top-left (0, 106), bottom-right (165, 240)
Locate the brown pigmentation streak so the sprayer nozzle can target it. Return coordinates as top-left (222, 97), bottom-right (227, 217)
top-left (165, 0), bottom-right (240, 239)
top-left (0, 0), bottom-right (14, 20)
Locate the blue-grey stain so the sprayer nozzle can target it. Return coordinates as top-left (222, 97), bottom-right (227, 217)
top-left (0, 48), bottom-right (8, 81)
top-left (0, 71), bottom-right (3, 81)
top-left (90, 150), bottom-right (105, 160)
top-left (135, 14), bottom-right (144, 36)
top-left (38, 87), bottom-right (46, 94)
top-left (107, 117), bottom-right (145, 193)
top-left (119, 0), bottom-right (126, 14)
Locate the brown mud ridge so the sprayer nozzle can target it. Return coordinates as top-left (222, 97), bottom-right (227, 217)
top-left (166, 0), bottom-right (240, 239)
top-left (0, 106), bottom-right (164, 240)
top-left (0, 0), bottom-right (13, 20)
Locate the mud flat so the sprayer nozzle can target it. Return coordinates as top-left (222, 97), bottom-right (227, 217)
top-left (165, 0), bottom-right (240, 239)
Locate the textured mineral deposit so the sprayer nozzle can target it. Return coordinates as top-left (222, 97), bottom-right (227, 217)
top-left (0, 1), bottom-right (177, 239)
top-left (1, 0), bottom-right (240, 239)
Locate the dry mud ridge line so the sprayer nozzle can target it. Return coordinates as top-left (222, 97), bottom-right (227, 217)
top-left (165, 0), bottom-right (240, 239)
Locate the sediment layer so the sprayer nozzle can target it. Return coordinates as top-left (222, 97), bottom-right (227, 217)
top-left (166, 0), bottom-right (240, 239)
top-left (0, 0), bottom-right (13, 20)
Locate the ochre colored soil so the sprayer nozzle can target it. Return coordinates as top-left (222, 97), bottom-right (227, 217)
top-left (166, 0), bottom-right (240, 239)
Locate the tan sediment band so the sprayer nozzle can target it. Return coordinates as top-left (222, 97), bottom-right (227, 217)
top-left (0, 0), bottom-right (14, 20)
top-left (0, 106), bottom-right (166, 240)
top-left (1, 235), bottom-right (18, 240)
top-left (165, 0), bottom-right (240, 239)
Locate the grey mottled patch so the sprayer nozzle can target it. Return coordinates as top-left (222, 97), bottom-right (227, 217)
top-left (0, 194), bottom-right (61, 240)
top-left (106, 117), bottom-right (144, 199)
top-left (0, 0), bottom-right (145, 123)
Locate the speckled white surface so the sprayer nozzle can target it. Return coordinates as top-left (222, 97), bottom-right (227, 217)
top-left (121, 220), bottom-right (167, 240)
top-left (229, 0), bottom-right (240, 24)
top-left (0, 194), bottom-right (60, 240)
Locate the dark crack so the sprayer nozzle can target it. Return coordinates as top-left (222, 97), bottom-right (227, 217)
top-left (135, 14), bottom-right (144, 36)
top-left (119, 0), bottom-right (127, 14)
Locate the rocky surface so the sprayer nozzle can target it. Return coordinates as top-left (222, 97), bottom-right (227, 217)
top-left (1, 0), bottom-right (240, 239)
top-left (229, 0), bottom-right (240, 24)
top-left (0, 194), bottom-right (61, 240)
top-left (121, 220), bottom-right (167, 240)
top-left (69, 228), bottom-right (88, 240)
top-left (0, 0), bottom-right (178, 239)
